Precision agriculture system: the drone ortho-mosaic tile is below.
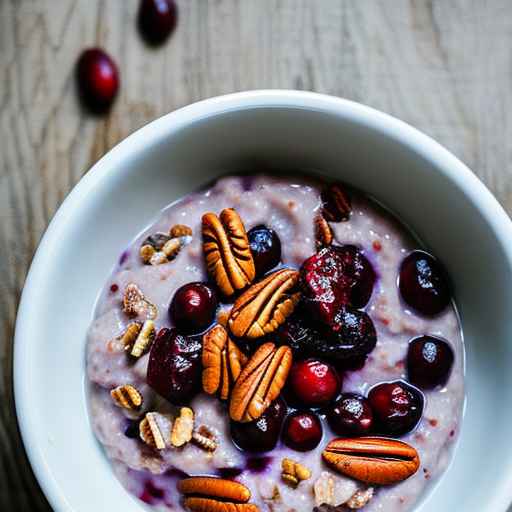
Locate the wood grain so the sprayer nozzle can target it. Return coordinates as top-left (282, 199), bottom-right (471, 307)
top-left (1, 0), bottom-right (511, 509)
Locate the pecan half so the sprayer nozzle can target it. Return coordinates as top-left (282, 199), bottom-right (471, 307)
top-left (192, 425), bottom-right (218, 452)
top-left (171, 407), bottom-right (194, 447)
top-left (281, 458), bottom-right (311, 488)
top-left (184, 498), bottom-right (258, 512)
top-left (123, 283), bottom-right (158, 319)
top-left (228, 269), bottom-right (300, 339)
top-left (202, 325), bottom-right (247, 400)
top-left (130, 319), bottom-right (155, 358)
top-left (119, 322), bottom-right (142, 348)
top-left (110, 384), bottom-right (143, 410)
top-left (315, 214), bottom-right (333, 249)
top-left (202, 209), bottom-right (256, 297)
top-left (321, 183), bottom-right (351, 222)
top-left (229, 343), bottom-right (292, 422)
top-left (170, 224), bottom-right (193, 238)
top-left (179, 477), bottom-right (251, 502)
top-left (322, 437), bottom-right (420, 485)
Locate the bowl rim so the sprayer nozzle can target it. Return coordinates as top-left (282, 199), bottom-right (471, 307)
top-left (14, 90), bottom-right (512, 511)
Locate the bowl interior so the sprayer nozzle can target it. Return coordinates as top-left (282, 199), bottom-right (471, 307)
top-left (15, 93), bottom-right (512, 512)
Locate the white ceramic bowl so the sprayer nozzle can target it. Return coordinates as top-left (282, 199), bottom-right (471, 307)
top-left (14, 91), bottom-right (512, 512)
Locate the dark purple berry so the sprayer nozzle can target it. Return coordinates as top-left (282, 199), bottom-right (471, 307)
top-left (282, 411), bottom-right (323, 451)
top-left (407, 336), bottom-right (454, 389)
top-left (327, 393), bottom-right (373, 437)
top-left (248, 225), bottom-right (282, 276)
top-left (325, 306), bottom-right (377, 360)
top-left (230, 398), bottom-right (286, 452)
top-left (76, 48), bottom-right (119, 113)
top-left (169, 282), bottom-right (218, 333)
top-left (138, 0), bottom-right (177, 45)
top-left (399, 250), bottom-right (451, 316)
top-left (287, 359), bottom-right (341, 407)
top-left (147, 328), bottom-right (202, 405)
top-left (368, 380), bottom-right (424, 437)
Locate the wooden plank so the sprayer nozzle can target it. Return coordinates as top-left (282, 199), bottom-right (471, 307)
top-left (1, 0), bottom-right (511, 508)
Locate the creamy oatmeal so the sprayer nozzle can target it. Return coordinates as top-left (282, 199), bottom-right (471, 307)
top-left (87, 175), bottom-right (464, 511)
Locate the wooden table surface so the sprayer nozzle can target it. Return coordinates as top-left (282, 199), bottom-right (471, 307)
top-left (2, 0), bottom-right (511, 509)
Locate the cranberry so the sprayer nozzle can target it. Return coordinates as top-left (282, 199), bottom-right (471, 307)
top-left (407, 336), bottom-right (454, 389)
top-left (247, 225), bottom-right (282, 276)
top-left (76, 48), bottom-right (119, 113)
top-left (169, 282), bottom-right (218, 333)
top-left (368, 380), bottom-right (424, 436)
top-left (282, 411), bottom-right (323, 451)
top-left (325, 306), bottom-right (377, 360)
top-left (399, 250), bottom-right (451, 316)
top-left (287, 359), bottom-right (341, 407)
top-left (138, 0), bottom-right (177, 45)
top-left (300, 245), bottom-right (375, 324)
top-left (327, 393), bottom-right (373, 437)
top-left (230, 398), bottom-right (286, 453)
top-left (147, 328), bottom-right (202, 405)
top-left (276, 314), bottom-right (326, 357)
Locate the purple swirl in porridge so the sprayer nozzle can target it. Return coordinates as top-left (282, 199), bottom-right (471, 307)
top-left (87, 175), bottom-right (464, 511)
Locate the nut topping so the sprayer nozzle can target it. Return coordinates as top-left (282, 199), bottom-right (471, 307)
top-left (202, 208), bottom-right (256, 297)
top-left (170, 224), bottom-right (193, 238)
top-left (281, 458), bottom-right (311, 488)
top-left (110, 384), bottom-right (143, 410)
top-left (123, 283), bottom-right (157, 319)
top-left (313, 471), bottom-right (358, 507)
top-left (192, 425), bottom-right (218, 452)
top-left (139, 412), bottom-right (172, 450)
top-left (202, 325), bottom-right (247, 400)
top-left (228, 269), bottom-right (301, 339)
top-left (229, 343), bottom-right (292, 422)
top-left (315, 214), bottom-right (333, 249)
top-left (347, 487), bottom-right (374, 509)
top-left (179, 477), bottom-right (258, 512)
top-left (321, 182), bottom-right (352, 222)
top-left (171, 407), bottom-right (194, 447)
top-left (130, 319), bottom-right (155, 358)
top-left (119, 322), bottom-right (142, 348)
top-left (322, 437), bottom-right (420, 485)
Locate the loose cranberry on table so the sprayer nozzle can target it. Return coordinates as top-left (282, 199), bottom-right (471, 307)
top-left (300, 245), bottom-right (375, 325)
top-left (230, 398), bottom-right (286, 453)
top-left (247, 225), bottom-right (282, 276)
top-left (399, 250), bottom-right (451, 317)
top-left (138, 0), bottom-right (178, 45)
top-left (287, 359), bottom-right (341, 407)
top-left (282, 411), bottom-right (323, 452)
top-left (327, 393), bottom-right (373, 437)
top-left (169, 282), bottom-right (218, 333)
top-left (147, 328), bottom-right (202, 405)
top-left (76, 48), bottom-right (119, 113)
top-left (368, 380), bottom-right (424, 437)
top-left (407, 336), bottom-right (454, 389)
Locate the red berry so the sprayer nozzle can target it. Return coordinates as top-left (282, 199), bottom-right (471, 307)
top-left (327, 393), bottom-right (373, 437)
top-left (76, 48), bottom-right (119, 113)
top-left (287, 359), bottom-right (341, 407)
top-left (399, 251), bottom-right (451, 316)
top-left (407, 336), bottom-right (454, 389)
top-left (147, 328), bottom-right (202, 404)
top-left (169, 282), bottom-right (218, 333)
top-left (368, 380), bottom-right (424, 436)
top-left (138, 0), bottom-right (177, 45)
top-left (248, 225), bottom-right (282, 276)
top-left (282, 411), bottom-right (323, 452)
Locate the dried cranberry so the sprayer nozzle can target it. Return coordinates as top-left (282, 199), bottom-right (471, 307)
top-left (248, 225), bottom-right (282, 276)
top-left (399, 250), bottom-right (451, 316)
top-left (169, 282), bottom-right (218, 333)
top-left (368, 380), bottom-right (424, 436)
top-left (282, 411), bottom-right (323, 452)
top-left (230, 398), bottom-right (286, 453)
top-left (138, 0), bottom-right (177, 45)
top-left (76, 48), bottom-right (119, 113)
top-left (407, 336), bottom-right (454, 389)
top-left (327, 393), bottom-right (373, 437)
top-left (147, 328), bottom-right (202, 405)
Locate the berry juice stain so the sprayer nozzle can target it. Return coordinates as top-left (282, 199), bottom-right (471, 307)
top-left (216, 467), bottom-right (244, 479)
top-left (119, 249), bottom-right (130, 266)
top-left (245, 456), bottom-right (273, 473)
